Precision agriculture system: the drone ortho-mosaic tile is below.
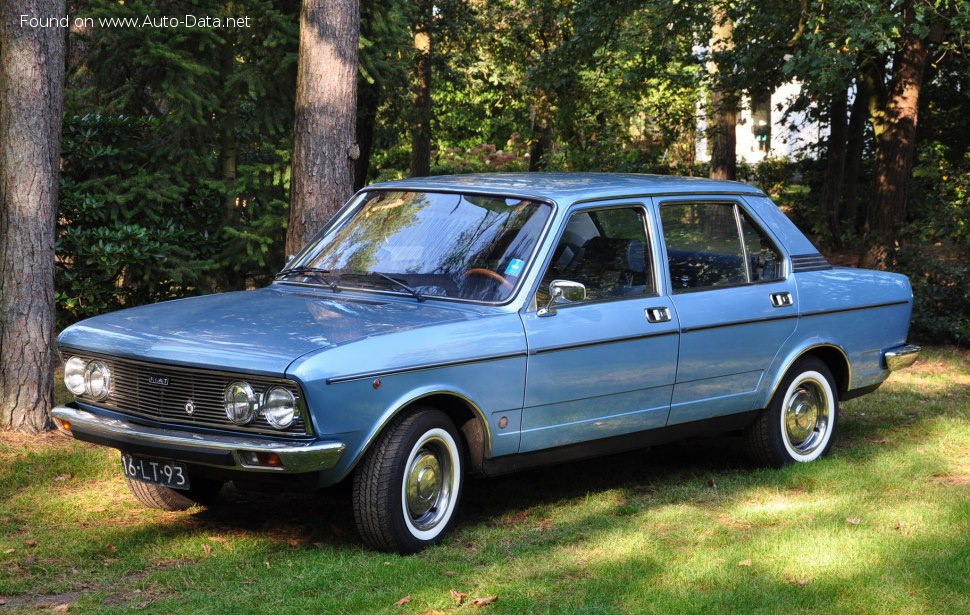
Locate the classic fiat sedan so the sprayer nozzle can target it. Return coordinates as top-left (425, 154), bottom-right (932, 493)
top-left (52, 173), bottom-right (920, 553)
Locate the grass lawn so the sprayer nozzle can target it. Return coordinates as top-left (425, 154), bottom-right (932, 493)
top-left (1, 347), bottom-right (967, 613)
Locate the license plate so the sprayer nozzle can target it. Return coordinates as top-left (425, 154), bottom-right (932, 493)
top-left (121, 454), bottom-right (190, 490)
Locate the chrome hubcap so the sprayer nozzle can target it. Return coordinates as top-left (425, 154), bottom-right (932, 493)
top-left (784, 379), bottom-right (830, 455)
top-left (404, 437), bottom-right (452, 531)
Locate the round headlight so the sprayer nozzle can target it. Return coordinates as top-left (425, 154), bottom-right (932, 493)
top-left (225, 381), bottom-right (256, 424)
top-left (84, 361), bottom-right (112, 400)
top-left (64, 356), bottom-right (87, 396)
top-left (262, 386), bottom-right (298, 429)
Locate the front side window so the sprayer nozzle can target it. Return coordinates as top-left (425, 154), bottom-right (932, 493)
top-left (660, 202), bottom-right (783, 292)
top-left (536, 206), bottom-right (655, 305)
top-left (282, 191), bottom-right (552, 303)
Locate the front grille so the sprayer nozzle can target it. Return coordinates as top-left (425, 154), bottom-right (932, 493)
top-left (65, 352), bottom-right (311, 437)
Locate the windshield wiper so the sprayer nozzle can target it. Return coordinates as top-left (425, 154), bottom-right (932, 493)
top-left (370, 272), bottom-right (425, 302)
top-left (274, 266), bottom-right (340, 293)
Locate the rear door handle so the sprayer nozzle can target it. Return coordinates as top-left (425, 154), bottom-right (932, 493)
top-left (770, 292), bottom-right (794, 307)
top-left (645, 307), bottom-right (672, 323)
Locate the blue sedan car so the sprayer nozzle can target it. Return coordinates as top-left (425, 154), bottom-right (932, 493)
top-left (52, 173), bottom-right (920, 553)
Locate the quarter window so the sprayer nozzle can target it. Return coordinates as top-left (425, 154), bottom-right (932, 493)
top-left (537, 207), bottom-right (655, 305)
top-left (660, 202), bottom-right (783, 292)
top-left (739, 210), bottom-right (784, 281)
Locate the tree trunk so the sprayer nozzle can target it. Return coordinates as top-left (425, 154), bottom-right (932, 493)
top-left (354, 77), bottom-right (379, 191)
top-left (287, 0), bottom-right (359, 257)
top-left (528, 93), bottom-right (552, 172)
top-left (708, 7), bottom-right (736, 181)
top-left (864, 3), bottom-right (928, 268)
top-left (841, 75), bottom-right (870, 235)
top-left (0, 0), bottom-right (66, 433)
top-left (821, 88), bottom-right (848, 245)
top-left (409, 0), bottom-right (432, 178)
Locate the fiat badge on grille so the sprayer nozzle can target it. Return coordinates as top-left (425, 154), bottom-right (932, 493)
top-left (148, 375), bottom-right (170, 386)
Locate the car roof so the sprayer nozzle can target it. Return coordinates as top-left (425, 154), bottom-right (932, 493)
top-left (366, 172), bottom-right (765, 205)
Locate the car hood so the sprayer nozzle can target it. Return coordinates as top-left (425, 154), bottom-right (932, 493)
top-left (57, 287), bottom-right (479, 375)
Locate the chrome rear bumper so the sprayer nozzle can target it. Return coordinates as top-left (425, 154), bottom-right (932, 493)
top-left (50, 405), bottom-right (345, 473)
top-left (884, 344), bottom-right (921, 372)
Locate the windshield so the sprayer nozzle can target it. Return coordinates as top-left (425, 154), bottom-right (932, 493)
top-left (281, 190), bottom-right (553, 303)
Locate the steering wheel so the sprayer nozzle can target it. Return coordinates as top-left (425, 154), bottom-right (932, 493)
top-left (463, 268), bottom-right (514, 290)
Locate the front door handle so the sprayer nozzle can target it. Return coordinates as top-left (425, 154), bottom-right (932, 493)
top-left (645, 306), bottom-right (672, 323)
top-left (770, 292), bottom-right (794, 307)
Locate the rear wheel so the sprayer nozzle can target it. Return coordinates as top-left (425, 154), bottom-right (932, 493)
top-left (124, 475), bottom-right (225, 511)
top-left (746, 357), bottom-right (838, 467)
top-left (352, 408), bottom-right (464, 554)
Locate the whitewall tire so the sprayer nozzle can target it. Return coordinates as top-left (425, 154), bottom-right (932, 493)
top-left (353, 408), bottom-right (465, 553)
top-left (746, 357), bottom-right (839, 467)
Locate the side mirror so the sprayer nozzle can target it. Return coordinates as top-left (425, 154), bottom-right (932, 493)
top-left (538, 279), bottom-right (586, 317)
top-left (286, 254), bottom-right (295, 264)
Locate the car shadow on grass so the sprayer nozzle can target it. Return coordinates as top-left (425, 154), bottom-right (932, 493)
top-left (184, 433), bottom-right (752, 549)
top-left (185, 373), bottom-right (965, 552)
top-left (150, 358), bottom-right (970, 536)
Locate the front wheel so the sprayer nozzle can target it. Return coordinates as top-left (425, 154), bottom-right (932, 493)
top-left (745, 357), bottom-right (838, 467)
top-left (352, 408), bottom-right (464, 554)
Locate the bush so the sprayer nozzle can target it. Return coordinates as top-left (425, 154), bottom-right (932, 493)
top-left (432, 136), bottom-right (530, 174)
top-left (895, 247), bottom-right (969, 344)
top-left (56, 114), bottom-right (217, 327)
top-left (895, 144), bottom-right (970, 344)
top-left (57, 113), bottom-right (290, 329)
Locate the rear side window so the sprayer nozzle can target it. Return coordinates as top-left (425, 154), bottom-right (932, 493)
top-left (660, 202), bottom-right (783, 292)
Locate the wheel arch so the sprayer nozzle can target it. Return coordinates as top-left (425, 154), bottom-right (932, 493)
top-left (763, 343), bottom-right (851, 408)
top-left (350, 388), bottom-right (492, 478)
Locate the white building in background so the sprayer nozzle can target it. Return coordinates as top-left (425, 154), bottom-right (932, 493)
top-left (696, 81), bottom-right (823, 164)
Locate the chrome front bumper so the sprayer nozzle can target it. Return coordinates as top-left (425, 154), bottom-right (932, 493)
top-left (884, 344), bottom-right (921, 372)
top-left (50, 405), bottom-right (345, 474)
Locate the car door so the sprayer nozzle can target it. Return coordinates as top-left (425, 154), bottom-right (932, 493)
top-left (519, 204), bottom-right (680, 453)
top-left (656, 196), bottom-right (798, 425)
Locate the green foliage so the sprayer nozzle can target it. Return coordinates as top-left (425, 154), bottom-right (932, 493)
top-left (425, 0), bottom-right (706, 174)
top-left (778, 0), bottom-right (970, 98)
top-left (57, 114), bottom-right (216, 326)
top-left (57, 0), bottom-right (299, 326)
top-left (897, 247), bottom-right (970, 345)
top-left (432, 139), bottom-right (530, 175)
top-left (359, 0), bottom-right (411, 89)
top-left (51, 0), bottom-right (969, 346)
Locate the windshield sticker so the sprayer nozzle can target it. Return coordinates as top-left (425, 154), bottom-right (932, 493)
top-left (504, 258), bottom-right (524, 276)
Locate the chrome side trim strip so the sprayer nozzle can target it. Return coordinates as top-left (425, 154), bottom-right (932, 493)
top-left (884, 344), bottom-right (921, 371)
top-left (530, 330), bottom-right (678, 355)
top-left (800, 300), bottom-right (909, 318)
top-left (50, 405), bottom-right (345, 474)
top-left (326, 351), bottom-right (528, 384)
top-left (680, 314), bottom-right (797, 334)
